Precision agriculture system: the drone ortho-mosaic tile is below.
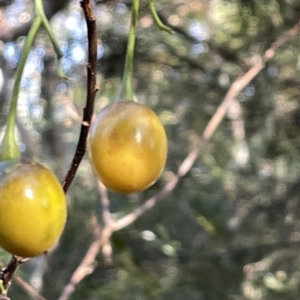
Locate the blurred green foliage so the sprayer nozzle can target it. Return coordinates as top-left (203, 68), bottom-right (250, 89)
top-left (1, 0), bottom-right (300, 299)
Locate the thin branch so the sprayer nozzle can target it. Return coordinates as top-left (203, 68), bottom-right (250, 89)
top-left (0, 0), bottom-right (98, 298)
top-left (98, 181), bottom-right (113, 263)
top-left (89, 215), bottom-right (101, 240)
top-left (157, 10), bottom-right (238, 62)
top-left (57, 239), bottom-right (100, 300)
top-left (114, 176), bottom-right (179, 230)
top-left (57, 19), bottom-right (300, 300)
top-left (12, 274), bottom-right (46, 300)
top-left (58, 183), bottom-right (113, 300)
top-left (57, 227), bottom-right (112, 300)
top-left (0, 256), bottom-right (28, 295)
top-left (62, 0), bottom-right (99, 193)
top-left (98, 181), bottom-right (113, 227)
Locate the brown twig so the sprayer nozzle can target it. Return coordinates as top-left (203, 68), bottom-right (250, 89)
top-left (62, 0), bottom-right (99, 193)
top-left (0, 256), bottom-right (28, 295)
top-left (0, 0), bottom-right (98, 297)
top-left (0, 260), bottom-right (47, 300)
top-left (57, 20), bottom-right (300, 300)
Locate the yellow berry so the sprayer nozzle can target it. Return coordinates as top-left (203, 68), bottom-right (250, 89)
top-left (0, 163), bottom-right (67, 257)
top-left (88, 101), bottom-right (167, 193)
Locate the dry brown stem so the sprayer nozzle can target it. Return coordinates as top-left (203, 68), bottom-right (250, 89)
top-left (0, 0), bottom-right (99, 297)
top-left (62, 0), bottom-right (99, 193)
top-left (0, 257), bottom-right (31, 297)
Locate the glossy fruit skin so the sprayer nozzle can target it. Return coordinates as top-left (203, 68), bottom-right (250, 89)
top-left (0, 163), bottom-right (67, 257)
top-left (88, 101), bottom-right (167, 193)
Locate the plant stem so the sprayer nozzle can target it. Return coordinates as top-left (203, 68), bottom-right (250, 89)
top-left (62, 0), bottom-right (98, 192)
top-left (1, 16), bottom-right (42, 160)
top-left (118, 0), bottom-right (140, 101)
top-left (35, 0), bottom-right (67, 78)
top-left (35, 0), bottom-right (63, 58)
top-left (148, 0), bottom-right (173, 33)
top-left (1, 0), bottom-right (65, 160)
top-left (0, 256), bottom-right (27, 295)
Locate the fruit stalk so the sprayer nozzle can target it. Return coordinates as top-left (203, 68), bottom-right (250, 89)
top-left (0, 0), bottom-right (65, 161)
top-left (0, 15), bottom-right (42, 161)
top-left (148, 0), bottom-right (173, 33)
top-left (118, 0), bottom-right (140, 101)
top-left (35, 0), bottom-right (62, 58)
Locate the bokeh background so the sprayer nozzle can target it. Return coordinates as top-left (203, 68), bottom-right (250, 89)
top-left (1, 0), bottom-right (300, 299)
